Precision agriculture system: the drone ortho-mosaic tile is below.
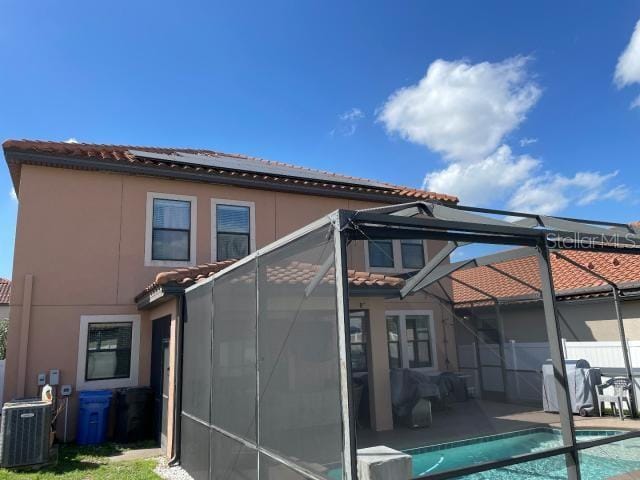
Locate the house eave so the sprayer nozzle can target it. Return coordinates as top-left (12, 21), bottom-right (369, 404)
top-left (4, 150), bottom-right (457, 205)
top-left (136, 284), bottom-right (185, 310)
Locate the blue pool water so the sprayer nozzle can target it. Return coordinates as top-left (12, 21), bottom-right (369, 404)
top-left (407, 429), bottom-right (640, 479)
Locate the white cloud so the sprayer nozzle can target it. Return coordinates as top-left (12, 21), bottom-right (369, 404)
top-left (423, 145), bottom-right (539, 206)
top-left (331, 108), bottom-right (364, 137)
top-left (64, 137), bottom-right (79, 144)
top-left (519, 137), bottom-right (538, 147)
top-left (378, 56), bottom-right (541, 162)
top-left (380, 56), bottom-right (628, 214)
top-left (615, 20), bottom-right (640, 88)
top-left (508, 171), bottom-right (628, 215)
top-left (9, 188), bottom-right (17, 202)
top-left (631, 94), bottom-right (640, 109)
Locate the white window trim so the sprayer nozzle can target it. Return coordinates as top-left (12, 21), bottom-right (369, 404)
top-left (145, 192), bottom-right (198, 267)
top-left (76, 314), bottom-right (141, 391)
top-left (211, 198), bottom-right (256, 262)
top-left (385, 310), bottom-right (437, 371)
top-left (364, 240), bottom-right (428, 274)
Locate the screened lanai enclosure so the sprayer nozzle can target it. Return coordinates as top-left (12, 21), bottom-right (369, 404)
top-left (179, 201), bottom-right (640, 480)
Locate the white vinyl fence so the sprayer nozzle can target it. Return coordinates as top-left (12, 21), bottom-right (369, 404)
top-left (563, 340), bottom-right (640, 370)
top-left (457, 340), bottom-right (640, 405)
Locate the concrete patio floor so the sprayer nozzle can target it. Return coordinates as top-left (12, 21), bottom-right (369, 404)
top-left (357, 399), bottom-right (640, 451)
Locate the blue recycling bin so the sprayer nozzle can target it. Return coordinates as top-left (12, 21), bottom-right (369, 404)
top-left (77, 390), bottom-right (112, 445)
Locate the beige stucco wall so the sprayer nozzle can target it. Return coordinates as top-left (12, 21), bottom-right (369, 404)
top-left (0, 305), bottom-right (9, 320)
top-left (454, 297), bottom-right (640, 347)
top-left (6, 163), bottom-right (455, 442)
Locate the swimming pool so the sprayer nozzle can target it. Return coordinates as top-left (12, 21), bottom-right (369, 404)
top-left (407, 428), bottom-right (640, 479)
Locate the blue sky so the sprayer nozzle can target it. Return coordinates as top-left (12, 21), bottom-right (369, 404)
top-left (2, 1), bottom-right (640, 278)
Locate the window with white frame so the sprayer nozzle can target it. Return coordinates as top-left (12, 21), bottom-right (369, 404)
top-left (145, 193), bottom-right (197, 267)
top-left (385, 311), bottom-right (436, 370)
top-left (366, 239), bottom-right (427, 272)
top-left (211, 199), bottom-right (256, 262)
top-left (76, 315), bottom-right (141, 390)
top-left (86, 323), bottom-right (132, 380)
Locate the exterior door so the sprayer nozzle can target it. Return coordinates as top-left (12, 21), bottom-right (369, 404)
top-left (349, 310), bottom-right (369, 427)
top-left (151, 316), bottom-right (171, 451)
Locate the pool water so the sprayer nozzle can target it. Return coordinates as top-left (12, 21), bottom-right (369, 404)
top-left (407, 428), bottom-right (640, 479)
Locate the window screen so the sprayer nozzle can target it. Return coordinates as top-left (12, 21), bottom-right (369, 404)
top-left (386, 316), bottom-right (402, 369)
top-left (350, 311), bottom-right (368, 373)
top-left (217, 204), bottom-right (250, 261)
top-left (86, 322), bottom-right (132, 380)
top-left (368, 240), bottom-right (394, 268)
top-left (401, 239), bottom-right (425, 269)
top-left (406, 315), bottom-right (432, 368)
top-left (152, 198), bottom-right (191, 261)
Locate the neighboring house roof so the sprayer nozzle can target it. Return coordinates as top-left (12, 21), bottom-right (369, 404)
top-left (2, 140), bottom-right (457, 204)
top-left (0, 278), bottom-right (10, 305)
top-left (136, 259), bottom-right (404, 304)
top-left (452, 249), bottom-right (640, 307)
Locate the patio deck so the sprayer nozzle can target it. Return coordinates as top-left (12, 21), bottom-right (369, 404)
top-left (357, 399), bottom-right (640, 451)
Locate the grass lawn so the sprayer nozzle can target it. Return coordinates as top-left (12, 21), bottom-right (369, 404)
top-left (0, 442), bottom-right (161, 480)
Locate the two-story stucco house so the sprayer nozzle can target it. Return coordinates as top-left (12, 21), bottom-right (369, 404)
top-left (2, 139), bottom-right (458, 458)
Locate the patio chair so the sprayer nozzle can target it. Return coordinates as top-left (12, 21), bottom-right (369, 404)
top-left (596, 377), bottom-right (633, 421)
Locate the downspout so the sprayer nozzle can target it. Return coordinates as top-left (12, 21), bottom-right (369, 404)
top-left (169, 293), bottom-right (185, 466)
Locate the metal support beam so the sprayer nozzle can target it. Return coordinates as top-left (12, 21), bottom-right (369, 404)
top-left (332, 214), bottom-right (357, 480)
top-left (553, 251), bottom-right (637, 418)
top-left (400, 241), bottom-right (460, 298)
top-left (450, 276), bottom-right (497, 302)
top-left (487, 264), bottom-right (541, 295)
top-left (612, 288), bottom-right (637, 418)
top-left (304, 255), bottom-right (335, 297)
top-left (494, 303), bottom-right (509, 402)
top-left (540, 215), bottom-right (630, 236)
top-left (537, 244), bottom-right (581, 479)
top-left (552, 251), bottom-right (615, 287)
top-left (405, 247), bottom-right (537, 296)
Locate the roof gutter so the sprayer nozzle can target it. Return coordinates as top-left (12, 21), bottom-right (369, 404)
top-left (4, 150), bottom-right (457, 205)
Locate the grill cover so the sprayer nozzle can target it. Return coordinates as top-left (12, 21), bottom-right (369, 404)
top-left (542, 359), bottom-right (602, 414)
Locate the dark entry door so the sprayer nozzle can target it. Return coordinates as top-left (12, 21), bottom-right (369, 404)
top-left (349, 310), bottom-right (369, 427)
top-left (151, 316), bottom-right (171, 452)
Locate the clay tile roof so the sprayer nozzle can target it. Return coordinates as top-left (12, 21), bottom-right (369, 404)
top-left (136, 260), bottom-right (404, 302)
top-left (2, 139), bottom-right (457, 204)
top-left (0, 278), bottom-right (10, 305)
top-left (451, 249), bottom-right (640, 306)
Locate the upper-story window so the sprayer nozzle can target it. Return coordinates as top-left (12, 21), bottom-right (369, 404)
top-left (366, 239), bottom-right (427, 272)
top-left (145, 193), bottom-right (197, 267)
top-left (400, 239), bottom-right (425, 269)
top-left (152, 199), bottom-right (191, 261)
top-left (212, 199), bottom-right (256, 262)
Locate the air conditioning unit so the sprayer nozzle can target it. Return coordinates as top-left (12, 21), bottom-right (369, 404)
top-left (0, 400), bottom-right (51, 468)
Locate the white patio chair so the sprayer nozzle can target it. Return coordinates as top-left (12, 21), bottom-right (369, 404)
top-left (596, 377), bottom-right (632, 421)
